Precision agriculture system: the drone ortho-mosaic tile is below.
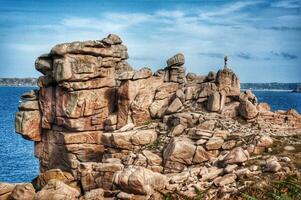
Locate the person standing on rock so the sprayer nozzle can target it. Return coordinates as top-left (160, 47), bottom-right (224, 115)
top-left (224, 55), bottom-right (228, 69)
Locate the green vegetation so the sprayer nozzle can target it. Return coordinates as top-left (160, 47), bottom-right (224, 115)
top-left (143, 120), bottom-right (153, 125)
top-left (242, 175), bottom-right (301, 200)
top-left (147, 138), bottom-right (162, 150)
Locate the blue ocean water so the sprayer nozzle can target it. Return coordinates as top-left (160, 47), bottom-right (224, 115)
top-left (0, 87), bottom-right (300, 183)
top-left (253, 91), bottom-right (301, 113)
top-left (0, 87), bottom-right (39, 183)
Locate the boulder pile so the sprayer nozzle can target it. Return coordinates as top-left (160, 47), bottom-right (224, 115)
top-left (1, 34), bottom-right (301, 200)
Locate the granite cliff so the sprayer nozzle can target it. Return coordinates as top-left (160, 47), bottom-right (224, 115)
top-left (1, 34), bottom-right (301, 200)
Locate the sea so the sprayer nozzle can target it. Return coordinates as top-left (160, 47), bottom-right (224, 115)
top-left (0, 87), bottom-right (300, 183)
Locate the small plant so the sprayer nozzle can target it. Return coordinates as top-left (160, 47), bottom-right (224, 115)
top-left (147, 139), bottom-right (162, 150)
top-left (164, 195), bottom-right (172, 200)
top-left (242, 175), bottom-right (301, 200)
top-left (143, 119), bottom-right (158, 126)
top-left (143, 120), bottom-right (152, 125)
top-left (194, 188), bottom-right (204, 200)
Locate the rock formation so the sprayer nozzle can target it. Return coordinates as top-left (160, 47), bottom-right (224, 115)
top-left (1, 34), bottom-right (301, 200)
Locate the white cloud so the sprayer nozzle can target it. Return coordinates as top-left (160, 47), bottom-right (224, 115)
top-left (199, 1), bottom-right (263, 19)
top-left (3, 0), bottom-right (301, 82)
top-left (271, 0), bottom-right (301, 9)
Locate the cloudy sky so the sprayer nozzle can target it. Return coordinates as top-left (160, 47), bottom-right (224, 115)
top-left (0, 0), bottom-right (300, 82)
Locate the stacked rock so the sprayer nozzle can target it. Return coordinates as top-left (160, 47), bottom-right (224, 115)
top-left (165, 53), bottom-right (186, 84)
top-left (10, 34), bottom-right (301, 200)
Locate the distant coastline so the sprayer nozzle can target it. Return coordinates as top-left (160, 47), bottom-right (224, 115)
top-left (241, 82), bottom-right (301, 92)
top-left (0, 78), bottom-right (37, 86)
top-left (0, 78), bottom-right (300, 92)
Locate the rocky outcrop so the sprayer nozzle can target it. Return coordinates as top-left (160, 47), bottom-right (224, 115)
top-left (6, 34), bottom-right (301, 200)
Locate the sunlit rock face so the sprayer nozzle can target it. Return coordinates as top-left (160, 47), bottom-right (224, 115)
top-left (11, 34), bottom-right (301, 199)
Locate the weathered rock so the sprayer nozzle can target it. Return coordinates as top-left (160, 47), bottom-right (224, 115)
top-left (239, 99), bottom-right (258, 119)
top-left (221, 101), bottom-right (240, 118)
top-left (214, 174), bottom-right (237, 186)
top-left (133, 68), bottom-right (152, 80)
top-left (168, 65), bottom-right (186, 84)
top-left (284, 146), bottom-right (296, 151)
top-left (170, 124), bottom-right (185, 136)
top-left (53, 54), bottom-right (112, 82)
top-left (224, 164), bottom-right (238, 174)
top-left (166, 98), bottom-right (182, 114)
top-left (206, 71), bottom-right (216, 81)
top-left (79, 188), bottom-right (104, 200)
top-left (205, 137), bottom-right (224, 150)
top-left (216, 68), bottom-right (240, 96)
top-left (110, 131), bottom-right (134, 149)
top-left (104, 115), bottom-right (117, 126)
top-left (257, 102), bottom-right (271, 112)
top-left (193, 146), bottom-right (211, 163)
top-left (200, 167), bottom-right (223, 181)
top-left (131, 129), bottom-right (157, 146)
top-left (166, 53), bottom-right (185, 67)
top-left (21, 90), bottom-right (39, 101)
top-left (222, 140), bottom-right (236, 150)
top-left (15, 110), bottom-right (41, 141)
top-left (142, 150), bottom-right (162, 166)
top-left (10, 183), bottom-right (35, 200)
top-left (34, 169), bottom-right (74, 190)
top-left (163, 138), bottom-right (196, 165)
top-left (103, 34), bottom-right (122, 45)
top-left (35, 54), bottom-right (52, 75)
top-left (12, 34), bottom-right (301, 200)
top-left (265, 158), bottom-right (281, 172)
top-left (0, 183), bottom-right (15, 200)
top-left (154, 83), bottom-right (179, 100)
top-left (118, 71), bottom-right (135, 80)
top-left (113, 166), bottom-right (167, 195)
top-left (51, 38), bottom-right (127, 58)
top-left (18, 101), bottom-right (39, 111)
top-left (35, 179), bottom-right (80, 200)
top-left (198, 82), bottom-right (217, 98)
top-left (169, 171), bottom-right (190, 184)
top-left (223, 147), bottom-right (249, 164)
top-left (117, 76), bottom-right (163, 128)
top-left (207, 92), bottom-right (221, 112)
top-left (257, 135), bottom-right (273, 148)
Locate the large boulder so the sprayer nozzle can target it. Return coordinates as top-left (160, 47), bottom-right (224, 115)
top-left (223, 147), bottom-right (249, 164)
top-left (35, 54), bottom-right (52, 75)
top-left (15, 110), bottom-right (41, 141)
top-left (33, 169), bottom-right (75, 190)
top-left (0, 183), bottom-right (15, 200)
top-left (113, 166), bottom-right (167, 196)
top-left (117, 76), bottom-right (163, 128)
top-left (163, 138), bottom-right (196, 165)
top-left (216, 68), bottom-right (240, 96)
top-left (167, 53), bottom-right (185, 67)
top-left (10, 183), bottom-right (35, 200)
top-left (207, 92), bottom-right (221, 112)
top-left (35, 179), bottom-right (80, 200)
top-left (79, 188), bottom-right (104, 200)
top-left (166, 98), bottom-right (183, 114)
top-left (166, 53), bottom-right (186, 84)
top-left (239, 99), bottom-right (258, 120)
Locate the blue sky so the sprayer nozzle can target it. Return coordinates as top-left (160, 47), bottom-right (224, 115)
top-left (0, 0), bottom-right (300, 82)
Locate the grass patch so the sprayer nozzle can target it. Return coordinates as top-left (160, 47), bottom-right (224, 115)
top-left (241, 175), bottom-right (301, 200)
top-left (146, 139), bottom-right (162, 150)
